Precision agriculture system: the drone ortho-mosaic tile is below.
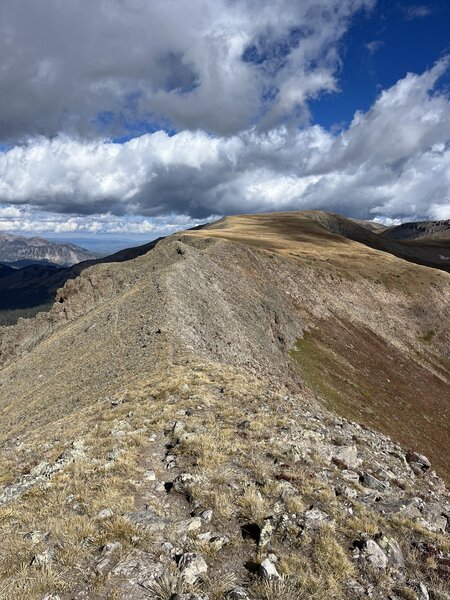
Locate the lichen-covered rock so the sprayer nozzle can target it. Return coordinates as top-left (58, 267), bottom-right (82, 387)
top-left (332, 445), bottom-right (361, 469)
top-left (360, 540), bottom-right (388, 569)
top-left (178, 552), bottom-right (208, 584)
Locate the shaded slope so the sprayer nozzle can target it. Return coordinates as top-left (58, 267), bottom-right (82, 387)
top-left (383, 219), bottom-right (450, 241)
top-left (0, 264), bottom-right (15, 279)
top-left (303, 210), bottom-right (450, 272)
top-left (0, 238), bottom-right (163, 316)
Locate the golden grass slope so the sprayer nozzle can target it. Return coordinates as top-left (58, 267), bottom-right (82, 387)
top-left (0, 210), bottom-right (448, 598)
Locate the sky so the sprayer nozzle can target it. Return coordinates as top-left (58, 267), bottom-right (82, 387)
top-left (0, 0), bottom-right (449, 253)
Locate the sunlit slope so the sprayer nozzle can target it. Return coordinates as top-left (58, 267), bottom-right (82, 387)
top-left (188, 211), bottom-right (450, 478)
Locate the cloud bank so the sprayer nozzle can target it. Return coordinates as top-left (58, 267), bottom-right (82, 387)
top-left (0, 0), bottom-right (449, 235)
top-left (0, 57), bottom-right (449, 233)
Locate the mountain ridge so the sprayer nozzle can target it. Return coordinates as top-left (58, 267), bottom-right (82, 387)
top-left (382, 219), bottom-right (450, 242)
top-left (0, 211), bottom-right (448, 599)
top-left (0, 231), bottom-right (96, 267)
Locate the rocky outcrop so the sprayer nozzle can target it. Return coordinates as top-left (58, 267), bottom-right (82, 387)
top-left (0, 262), bottom-right (132, 367)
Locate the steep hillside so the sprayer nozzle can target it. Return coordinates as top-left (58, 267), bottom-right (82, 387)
top-left (301, 211), bottom-right (450, 272)
top-left (0, 238), bottom-right (163, 319)
top-left (0, 233), bottom-right (96, 266)
top-left (0, 212), bottom-right (448, 600)
top-left (383, 220), bottom-right (450, 242)
top-left (0, 264), bottom-right (15, 279)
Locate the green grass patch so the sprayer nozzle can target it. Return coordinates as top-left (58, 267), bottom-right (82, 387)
top-left (418, 330), bottom-right (435, 344)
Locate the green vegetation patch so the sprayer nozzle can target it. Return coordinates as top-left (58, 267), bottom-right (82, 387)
top-left (289, 331), bottom-right (374, 421)
top-left (418, 329), bottom-right (435, 344)
top-left (290, 320), bottom-right (450, 483)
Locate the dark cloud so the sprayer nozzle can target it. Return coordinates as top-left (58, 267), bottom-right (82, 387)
top-left (0, 0), bottom-right (374, 141)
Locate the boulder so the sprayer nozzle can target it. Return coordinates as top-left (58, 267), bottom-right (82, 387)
top-left (178, 552), bottom-right (208, 584)
top-left (332, 445), bottom-right (361, 469)
top-left (379, 536), bottom-right (405, 568)
top-left (259, 558), bottom-right (280, 580)
top-left (406, 451), bottom-right (431, 472)
top-left (360, 472), bottom-right (388, 492)
top-left (361, 540), bottom-right (388, 569)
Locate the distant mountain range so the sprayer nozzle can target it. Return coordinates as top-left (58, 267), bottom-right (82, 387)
top-left (0, 232), bottom-right (96, 267)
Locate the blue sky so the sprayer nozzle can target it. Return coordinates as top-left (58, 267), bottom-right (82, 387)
top-left (0, 0), bottom-right (449, 253)
top-left (313, 0), bottom-right (450, 129)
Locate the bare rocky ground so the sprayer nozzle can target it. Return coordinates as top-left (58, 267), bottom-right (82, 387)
top-left (0, 213), bottom-right (449, 599)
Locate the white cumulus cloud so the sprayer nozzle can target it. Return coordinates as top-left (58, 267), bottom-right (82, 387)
top-left (0, 58), bottom-right (449, 231)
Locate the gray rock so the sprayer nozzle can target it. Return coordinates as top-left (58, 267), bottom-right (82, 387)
top-left (178, 552), bottom-right (208, 584)
top-left (95, 556), bottom-right (112, 574)
top-left (112, 549), bottom-right (164, 588)
top-left (361, 472), bottom-right (388, 491)
top-left (398, 497), bottom-right (423, 519)
top-left (209, 535), bottom-right (229, 551)
top-left (173, 473), bottom-right (202, 494)
top-left (126, 508), bottom-right (167, 534)
top-left (335, 484), bottom-right (358, 498)
top-left (259, 558), bottom-right (280, 580)
top-left (418, 582), bottom-right (430, 600)
top-left (303, 507), bottom-right (330, 529)
top-left (406, 451), bottom-right (431, 471)
top-left (173, 421), bottom-right (185, 436)
top-left (101, 541), bottom-right (122, 555)
top-left (341, 469), bottom-right (360, 485)
top-left (380, 537), bottom-right (405, 568)
top-left (106, 448), bottom-right (125, 462)
top-left (419, 504), bottom-right (448, 533)
top-left (332, 445), bottom-right (361, 469)
top-left (24, 530), bottom-right (50, 544)
top-left (31, 550), bottom-right (53, 568)
top-left (226, 587), bottom-right (250, 599)
top-left (183, 517), bottom-right (202, 532)
top-left (259, 519), bottom-right (274, 547)
top-left (96, 508), bottom-right (114, 521)
top-left (30, 461), bottom-right (51, 477)
top-left (143, 469), bottom-right (156, 481)
top-left (361, 540), bottom-right (388, 569)
top-left (200, 509), bottom-right (213, 522)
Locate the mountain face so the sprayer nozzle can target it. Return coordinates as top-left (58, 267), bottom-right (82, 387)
top-left (382, 219), bottom-right (450, 242)
top-left (0, 232), bottom-right (96, 266)
top-left (0, 238), bottom-right (163, 321)
top-left (1, 213), bottom-right (450, 325)
top-left (0, 212), bottom-right (449, 600)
